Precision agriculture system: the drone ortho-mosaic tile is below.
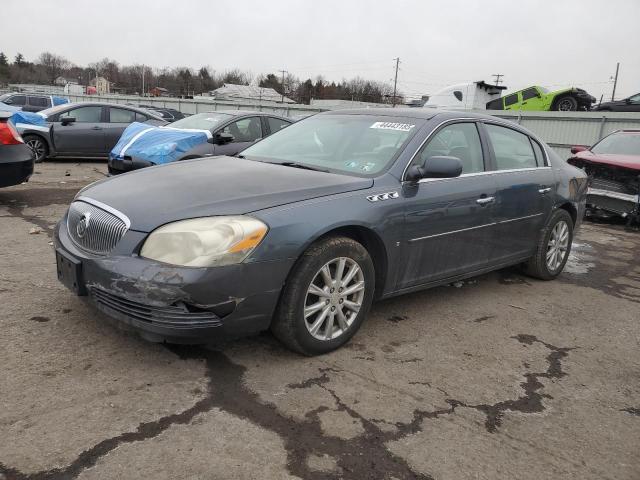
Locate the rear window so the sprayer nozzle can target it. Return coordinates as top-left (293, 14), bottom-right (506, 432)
top-left (504, 94), bottom-right (518, 107)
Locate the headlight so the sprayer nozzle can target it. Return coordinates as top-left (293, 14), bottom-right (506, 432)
top-left (140, 216), bottom-right (268, 267)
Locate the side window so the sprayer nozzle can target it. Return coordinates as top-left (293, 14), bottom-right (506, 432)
top-left (135, 112), bottom-right (148, 122)
top-left (109, 108), bottom-right (136, 123)
top-left (28, 96), bottom-right (49, 107)
top-left (522, 88), bottom-right (539, 101)
top-left (413, 122), bottom-right (484, 174)
top-left (530, 139), bottom-right (546, 167)
top-left (6, 95), bottom-right (26, 106)
top-left (504, 94), bottom-right (518, 107)
top-left (222, 117), bottom-right (263, 143)
top-left (629, 94), bottom-right (640, 104)
top-left (60, 106), bottom-right (102, 123)
top-left (267, 117), bottom-right (290, 134)
top-left (485, 124), bottom-right (537, 170)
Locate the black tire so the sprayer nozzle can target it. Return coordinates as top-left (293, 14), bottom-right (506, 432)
top-left (23, 135), bottom-right (48, 163)
top-left (523, 209), bottom-right (574, 280)
top-left (271, 236), bottom-right (375, 355)
top-left (554, 96), bottom-right (578, 111)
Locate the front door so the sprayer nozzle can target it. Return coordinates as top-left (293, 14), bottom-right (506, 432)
top-left (398, 121), bottom-right (498, 290)
top-left (53, 106), bottom-right (106, 154)
top-left (482, 122), bottom-right (555, 263)
top-left (213, 116), bottom-right (263, 156)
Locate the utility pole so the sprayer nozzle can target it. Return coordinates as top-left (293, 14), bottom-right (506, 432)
top-left (279, 69), bottom-right (287, 103)
top-left (392, 57), bottom-right (400, 107)
top-left (611, 62), bottom-right (620, 101)
top-left (492, 74), bottom-right (504, 87)
top-left (142, 64), bottom-right (145, 97)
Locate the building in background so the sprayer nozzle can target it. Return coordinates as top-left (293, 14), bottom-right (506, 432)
top-left (150, 87), bottom-right (170, 97)
top-left (209, 84), bottom-right (295, 104)
top-left (90, 76), bottom-right (112, 95)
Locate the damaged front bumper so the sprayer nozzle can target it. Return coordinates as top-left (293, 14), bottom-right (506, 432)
top-left (586, 187), bottom-right (639, 217)
top-left (54, 218), bottom-right (292, 344)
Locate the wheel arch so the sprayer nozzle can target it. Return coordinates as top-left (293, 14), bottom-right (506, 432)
top-left (557, 201), bottom-right (578, 225)
top-left (22, 131), bottom-right (52, 151)
top-left (292, 224), bottom-right (390, 300)
top-left (551, 93), bottom-right (577, 110)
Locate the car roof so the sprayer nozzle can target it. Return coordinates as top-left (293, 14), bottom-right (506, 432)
top-left (316, 108), bottom-right (504, 122)
top-left (56, 102), bottom-right (165, 120)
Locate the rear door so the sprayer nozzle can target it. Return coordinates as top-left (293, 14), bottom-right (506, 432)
top-left (104, 107), bottom-right (145, 153)
top-left (482, 122), bottom-right (554, 263)
top-left (4, 95), bottom-right (27, 109)
top-left (24, 96), bottom-right (50, 112)
top-left (503, 93), bottom-right (521, 111)
top-left (520, 88), bottom-right (543, 111)
top-left (52, 105), bottom-right (106, 154)
top-left (398, 121), bottom-right (498, 289)
top-left (213, 116), bottom-right (263, 156)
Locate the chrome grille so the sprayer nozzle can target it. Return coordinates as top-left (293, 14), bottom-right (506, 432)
top-left (67, 200), bottom-right (128, 255)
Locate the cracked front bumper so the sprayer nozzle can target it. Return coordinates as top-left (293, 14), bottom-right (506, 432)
top-left (54, 217), bottom-right (293, 343)
top-left (587, 187), bottom-right (639, 216)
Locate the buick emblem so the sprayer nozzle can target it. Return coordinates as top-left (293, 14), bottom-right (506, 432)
top-left (76, 212), bottom-right (91, 239)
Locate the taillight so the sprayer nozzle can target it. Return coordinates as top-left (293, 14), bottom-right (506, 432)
top-left (0, 121), bottom-right (24, 145)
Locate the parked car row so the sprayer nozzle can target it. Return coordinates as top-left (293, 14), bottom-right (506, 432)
top-left (52, 108), bottom-right (588, 354)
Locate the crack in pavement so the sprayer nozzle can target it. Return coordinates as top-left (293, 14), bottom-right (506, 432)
top-left (0, 333), bottom-right (574, 480)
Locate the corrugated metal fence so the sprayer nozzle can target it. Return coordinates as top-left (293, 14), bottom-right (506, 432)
top-left (486, 110), bottom-right (640, 159)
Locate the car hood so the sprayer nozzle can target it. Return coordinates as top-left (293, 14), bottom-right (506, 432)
top-left (109, 122), bottom-right (206, 165)
top-left (572, 150), bottom-right (640, 171)
top-left (79, 156), bottom-right (374, 232)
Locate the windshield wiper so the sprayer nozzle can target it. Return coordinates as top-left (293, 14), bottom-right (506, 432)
top-left (276, 161), bottom-right (329, 173)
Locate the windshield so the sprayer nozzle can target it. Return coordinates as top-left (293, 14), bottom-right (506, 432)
top-left (241, 114), bottom-right (420, 176)
top-left (168, 112), bottom-right (231, 131)
top-left (591, 132), bottom-right (640, 156)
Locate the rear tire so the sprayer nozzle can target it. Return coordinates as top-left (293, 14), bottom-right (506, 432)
top-left (554, 96), bottom-right (578, 111)
top-left (271, 236), bottom-right (375, 356)
top-left (23, 135), bottom-right (48, 163)
top-left (523, 209), bottom-right (574, 280)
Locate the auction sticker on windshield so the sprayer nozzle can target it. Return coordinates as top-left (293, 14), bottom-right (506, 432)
top-left (370, 122), bottom-right (415, 131)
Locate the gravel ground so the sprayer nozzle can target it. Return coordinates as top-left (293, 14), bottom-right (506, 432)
top-left (1, 160), bottom-right (638, 480)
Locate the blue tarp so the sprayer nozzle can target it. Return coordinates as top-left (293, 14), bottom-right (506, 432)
top-left (52, 96), bottom-right (69, 106)
top-left (10, 111), bottom-right (50, 134)
top-left (110, 122), bottom-right (210, 165)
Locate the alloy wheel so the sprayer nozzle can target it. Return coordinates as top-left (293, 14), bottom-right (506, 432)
top-left (558, 99), bottom-right (575, 111)
top-left (304, 257), bottom-right (365, 341)
top-left (26, 138), bottom-right (45, 161)
top-left (546, 220), bottom-right (569, 272)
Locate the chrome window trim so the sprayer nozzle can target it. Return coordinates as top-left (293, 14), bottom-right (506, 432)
top-left (401, 117), bottom-right (553, 183)
top-left (76, 196), bottom-right (131, 228)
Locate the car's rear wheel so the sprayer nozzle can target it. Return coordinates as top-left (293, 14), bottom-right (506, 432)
top-left (23, 135), bottom-right (48, 163)
top-left (555, 96), bottom-right (578, 111)
top-left (271, 236), bottom-right (375, 355)
top-left (523, 209), bottom-right (574, 280)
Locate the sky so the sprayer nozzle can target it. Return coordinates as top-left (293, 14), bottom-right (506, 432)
top-left (3, 0), bottom-right (639, 101)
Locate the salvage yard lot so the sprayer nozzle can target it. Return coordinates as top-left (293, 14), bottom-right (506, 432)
top-left (1, 161), bottom-right (639, 480)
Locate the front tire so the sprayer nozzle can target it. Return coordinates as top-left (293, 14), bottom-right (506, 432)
top-left (272, 236), bottom-right (375, 355)
top-left (554, 96), bottom-right (578, 111)
top-left (523, 209), bottom-right (574, 280)
top-left (23, 135), bottom-right (48, 163)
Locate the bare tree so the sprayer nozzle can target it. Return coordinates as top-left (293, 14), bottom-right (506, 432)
top-left (37, 52), bottom-right (71, 84)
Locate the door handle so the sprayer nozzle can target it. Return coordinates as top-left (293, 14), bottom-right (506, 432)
top-left (476, 196), bottom-right (495, 205)
top-left (91, 126), bottom-right (102, 130)
top-left (538, 187), bottom-right (552, 194)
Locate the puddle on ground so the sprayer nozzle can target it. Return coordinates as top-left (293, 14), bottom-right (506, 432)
top-left (565, 242), bottom-right (596, 275)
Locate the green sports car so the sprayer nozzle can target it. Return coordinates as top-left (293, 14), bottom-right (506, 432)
top-left (486, 86), bottom-right (596, 112)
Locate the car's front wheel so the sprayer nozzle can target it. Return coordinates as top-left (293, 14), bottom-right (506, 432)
top-left (272, 236), bottom-right (375, 355)
top-left (555, 96), bottom-right (578, 111)
top-left (523, 209), bottom-right (574, 280)
top-left (23, 135), bottom-right (48, 163)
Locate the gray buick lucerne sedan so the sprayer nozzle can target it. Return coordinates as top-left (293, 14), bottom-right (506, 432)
top-left (54, 109), bottom-right (587, 355)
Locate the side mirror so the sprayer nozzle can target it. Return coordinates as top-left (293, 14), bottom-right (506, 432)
top-left (60, 117), bottom-right (76, 126)
top-left (570, 145), bottom-right (588, 154)
top-left (625, 98), bottom-right (632, 104)
top-left (212, 132), bottom-right (234, 145)
top-left (406, 156), bottom-right (463, 181)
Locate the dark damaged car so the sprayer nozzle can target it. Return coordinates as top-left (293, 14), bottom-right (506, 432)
top-left (54, 109), bottom-right (587, 355)
top-left (568, 130), bottom-right (640, 227)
